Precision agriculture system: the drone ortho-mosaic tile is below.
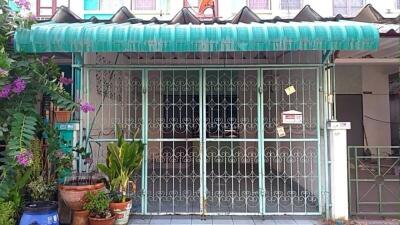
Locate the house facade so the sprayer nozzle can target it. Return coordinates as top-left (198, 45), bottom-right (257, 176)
top-left (10, 0), bottom-right (400, 220)
top-left (9, 0), bottom-right (400, 20)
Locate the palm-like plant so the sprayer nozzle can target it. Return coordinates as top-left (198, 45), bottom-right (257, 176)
top-left (97, 126), bottom-right (144, 202)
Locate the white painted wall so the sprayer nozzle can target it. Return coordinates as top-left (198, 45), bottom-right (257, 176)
top-left (335, 64), bottom-right (399, 147)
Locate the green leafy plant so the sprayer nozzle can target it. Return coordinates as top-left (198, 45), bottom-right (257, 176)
top-left (0, 200), bottom-right (16, 225)
top-left (27, 176), bottom-right (57, 201)
top-left (0, 0), bottom-right (77, 220)
top-left (83, 191), bottom-right (112, 218)
top-left (97, 125), bottom-right (144, 202)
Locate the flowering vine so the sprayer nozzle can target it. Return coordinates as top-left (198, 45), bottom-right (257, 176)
top-left (0, 77), bottom-right (26, 98)
top-left (15, 149), bottom-right (33, 167)
top-left (81, 102), bottom-right (96, 113)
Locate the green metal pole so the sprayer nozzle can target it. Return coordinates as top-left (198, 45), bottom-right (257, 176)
top-left (141, 69), bottom-right (149, 214)
top-left (85, 68), bottom-right (90, 173)
top-left (257, 68), bottom-right (265, 214)
top-left (316, 67), bottom-right (322, 215)
top-left (73, 52), bottom-right (84, 173)
top-left (200, 68), bottom-right (206, 215)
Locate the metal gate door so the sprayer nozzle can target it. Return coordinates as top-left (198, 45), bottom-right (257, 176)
top-left (204, 69), bottom-right (260, 214)
top-left (262, 68), bottom-right (320, 214)
top-left (147, 69), bottom-right (202, 214)
top-left (85, 67), bottom-right (322, 215)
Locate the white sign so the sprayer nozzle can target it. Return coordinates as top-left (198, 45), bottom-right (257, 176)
top-left (285, 86), bottom-right (296, 95)
top-left (282, 110), bottom-right (303, 124)
top-left (277, 126), bottom-right (286, 137)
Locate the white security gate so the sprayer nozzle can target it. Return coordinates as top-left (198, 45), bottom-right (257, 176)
top-left (84, 67), bottom-right (322, 215)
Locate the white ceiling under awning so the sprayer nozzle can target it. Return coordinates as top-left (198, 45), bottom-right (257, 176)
top-left (337, 37), bottom-right (400, 60)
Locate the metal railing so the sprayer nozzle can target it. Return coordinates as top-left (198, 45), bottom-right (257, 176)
top-left (348, 146), bottom-right (400, 216)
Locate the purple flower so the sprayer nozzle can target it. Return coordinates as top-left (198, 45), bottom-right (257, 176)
top-left (59, 76), bottom-right (73, 85)
top-left (0, 68), bottom-right (8, 77)
top-left (81, 102), bottom-right (95, 113)
top-left (0, 84), bottom-right (12, 98)
top-left (12, 78), bottom-right (26, 94)
top-left (16, 150), bottom-right (33, 167)
top-left (15, 0), bottom-right (31, 10)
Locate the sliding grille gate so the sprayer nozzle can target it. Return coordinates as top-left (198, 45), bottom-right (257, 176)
top-left (84, 67), bottom-right (321, 215)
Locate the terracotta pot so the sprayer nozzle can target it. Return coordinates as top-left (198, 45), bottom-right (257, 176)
top-left (88, 214), bottom-right (116, 225)
top-left (58, 182), bottom-right (105, 211)
top-left (72, 210), bottom-right (89, 225)
top-left (54, 110), bottom-right (71, 123)
top-left (109, 199), bottom-right (132, 225)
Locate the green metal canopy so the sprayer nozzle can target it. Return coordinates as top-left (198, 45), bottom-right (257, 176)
top-left (14, 21), bottom-right (379, 53)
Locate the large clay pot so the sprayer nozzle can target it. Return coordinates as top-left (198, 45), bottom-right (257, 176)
top-left (58, 182), bottom-right (105, 225)
top-left (109, 199), bottom-right (132, 225)
top-left (88, 214), bottom-right (116, 225)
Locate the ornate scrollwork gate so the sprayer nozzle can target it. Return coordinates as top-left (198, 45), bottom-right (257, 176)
top-left (84, 66), bottom-right (321, 215)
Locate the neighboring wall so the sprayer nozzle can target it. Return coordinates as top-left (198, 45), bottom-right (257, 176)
top-left (335, 64), bottom-right (399, 147)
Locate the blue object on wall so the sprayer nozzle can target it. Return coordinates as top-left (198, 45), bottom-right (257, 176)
top-left (84, 0), bottom-right (99, 10)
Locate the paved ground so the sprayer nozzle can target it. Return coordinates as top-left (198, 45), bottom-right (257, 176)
top-left (128, 215), bottom-right (400, 225)
top-left (128, 215), bottom-right (321, 225)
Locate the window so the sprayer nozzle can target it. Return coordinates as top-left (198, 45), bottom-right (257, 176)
top-left (280, 0), bottom-right (302, 10)
top-left (132, 0), bottom-right (156, 10)
top-left (397, 0), bottom-right (400, 9)
top-left (248, 0), bottom-right (270, 10)
top-left (333, 0), bottom-right (364, 16)
top-left (183, 0), bottom-right (218, 17)
top-left (100, 0), bottom-right (123, 11)
top-left (37, 0), bottom-right (70, 17)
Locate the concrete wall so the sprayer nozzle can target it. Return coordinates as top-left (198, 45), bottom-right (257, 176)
top-left (335, 64), bottom-right (399, 147)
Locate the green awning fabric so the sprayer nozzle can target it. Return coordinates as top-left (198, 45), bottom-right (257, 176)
top-left (14, 21), bottom-right (379, 53)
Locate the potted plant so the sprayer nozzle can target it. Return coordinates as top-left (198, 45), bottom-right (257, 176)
top-left (83, 191), bottom-right (115, 225)
top-left (97, 125), bottom-right (144, 225)
top-left (53, 73), bottom-right (74, 123)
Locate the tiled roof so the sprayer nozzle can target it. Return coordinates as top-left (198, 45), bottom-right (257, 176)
top-left (48, 4), bottom-right (399, 36)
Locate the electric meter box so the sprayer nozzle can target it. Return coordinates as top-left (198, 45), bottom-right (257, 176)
top-left (55, 122), bottom-right (80, 153)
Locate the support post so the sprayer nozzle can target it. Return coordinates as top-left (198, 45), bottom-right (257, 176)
top-left (72, 52), bottom-right (84, 173)
top-left (327, 121), bottom-right (351, 220)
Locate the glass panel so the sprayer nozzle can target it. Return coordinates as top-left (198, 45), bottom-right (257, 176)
top-left (133, 0), bottom-right (156, 10)
top-left (185, 0), bottom-right (199, 7)
top-left (100, 0), bottom-right (123, 11)
top-left (333, 0), bottom-right (347, 7)
top-left (39, 0), bottom-right (53, 7)
top-left (281, 0), bottom-right (302, 10)
top-left (39, 8), bottom-right (53, 16)
top-left (248, 0), bottom-right (270, 10)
